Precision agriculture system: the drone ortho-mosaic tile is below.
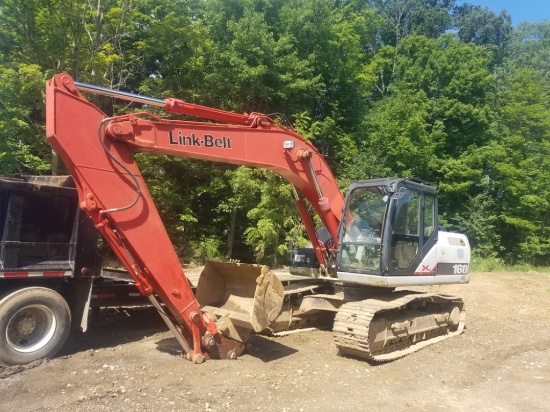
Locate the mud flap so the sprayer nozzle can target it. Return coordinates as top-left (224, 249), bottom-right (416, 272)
top-left (195, 261), bottom-right (284, 343)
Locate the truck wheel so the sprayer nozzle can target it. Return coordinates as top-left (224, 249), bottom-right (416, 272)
top-left (0, 287), bottom-right (71, 366)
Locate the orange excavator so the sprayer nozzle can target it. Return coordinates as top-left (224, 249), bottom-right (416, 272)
top-left (43, 73), bottom-right (470, 363)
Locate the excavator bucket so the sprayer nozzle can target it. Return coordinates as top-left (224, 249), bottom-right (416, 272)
top-left (195, 261), bottom-right (284, 342)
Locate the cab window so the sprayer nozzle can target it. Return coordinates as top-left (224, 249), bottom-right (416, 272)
top-left (339, 187), bottom-right (387, 272)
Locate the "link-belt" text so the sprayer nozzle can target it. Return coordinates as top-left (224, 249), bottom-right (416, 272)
top-left (169, 131), bottom-right (232, 149)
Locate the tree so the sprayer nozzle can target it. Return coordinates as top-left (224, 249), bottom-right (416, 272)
top-left (361, 34), bottom-right (496, 174)
top-left (370, 0), bottom-right (455, 46)
top-left (227, 167), bottom-right (299, 266)
top-left (504, 21), bottom-right (550, 85)
top-left (0, 63), bottom-right (50, 174)
top-left (453, 193), bottom-right (500, 258)
top-left (453, 3), bottom-right (512, 63)
top-left (488, 68), bottom-right (550, 263)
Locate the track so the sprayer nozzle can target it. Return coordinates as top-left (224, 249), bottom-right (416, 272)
top-left (333, 292), bottom-right (465, 362)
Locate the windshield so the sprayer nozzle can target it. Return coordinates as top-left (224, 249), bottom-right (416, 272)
top-left (339, 186), bottom-right (389, 272)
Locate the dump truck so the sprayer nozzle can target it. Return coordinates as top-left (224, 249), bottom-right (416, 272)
top-left (0, 73), bottom-right (470, 366)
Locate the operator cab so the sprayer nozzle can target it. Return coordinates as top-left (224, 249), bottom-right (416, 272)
top-left (335, 178), bottom-right (470, 287)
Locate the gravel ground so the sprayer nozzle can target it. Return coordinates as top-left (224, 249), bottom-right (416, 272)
top-left (0, 271), bottom-right (549, 411)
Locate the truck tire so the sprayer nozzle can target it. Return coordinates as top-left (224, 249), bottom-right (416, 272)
top-left (0, 287), bottom-right (71, 366)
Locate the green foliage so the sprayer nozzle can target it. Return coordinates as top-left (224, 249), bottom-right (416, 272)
top-left (360, 34), bottom-right (496, 182)
top-left (453, 4), bottom-right (512, 48)
top-left (470, 256), bottom-right (506, 272)
top-left (200, 0), bottom-right (322, 113)
top-left (373, 0), bottom-right (456, 44)
top-left (228, 167), bottom-right (298, 266)
top-left (191, 237), bottom-right (224, 263)
top-left (505, 22), bottom-right (550, 84)
top-left (1, 1), bottom-right (550, 266)
top-left (471, 257), bottom-right (550, 273)
top-left (0, 63), bottom-right (50, 174)
top-left (488, 66), bottom-right (550, 264)
top-left (452, 193), bottom-right (500, 259)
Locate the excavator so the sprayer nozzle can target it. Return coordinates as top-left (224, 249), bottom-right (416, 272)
top-left (44, 73), bottom-right (470, 363)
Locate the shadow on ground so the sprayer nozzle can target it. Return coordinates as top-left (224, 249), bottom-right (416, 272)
top-left (247, 335), bottom-right (299, 362)
top-left (60, 307), bottom-right (167, 356)
top-left (153, 334), bottom-right (299, 362)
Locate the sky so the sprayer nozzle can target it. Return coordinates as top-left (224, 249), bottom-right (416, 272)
top-left (463, 1), bottom-right (550, 26)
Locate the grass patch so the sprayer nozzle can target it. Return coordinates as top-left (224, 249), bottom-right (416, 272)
top-left (471, 257), bottom-right (550, 273)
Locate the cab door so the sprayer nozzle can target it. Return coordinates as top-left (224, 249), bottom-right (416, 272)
top-left (381, 182), bottom-right (438, 276)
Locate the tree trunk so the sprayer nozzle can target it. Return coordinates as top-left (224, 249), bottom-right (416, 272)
top-left (51, 150), bottom-right (60, 175)
top-left (225, 208), bottom-right (237, 260)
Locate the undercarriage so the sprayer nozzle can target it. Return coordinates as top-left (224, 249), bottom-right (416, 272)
top-left (241, 271), bottom-right (466, 362)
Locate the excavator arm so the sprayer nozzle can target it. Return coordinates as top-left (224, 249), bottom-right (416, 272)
top-left (45, 74), bottom-right (344, 362)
